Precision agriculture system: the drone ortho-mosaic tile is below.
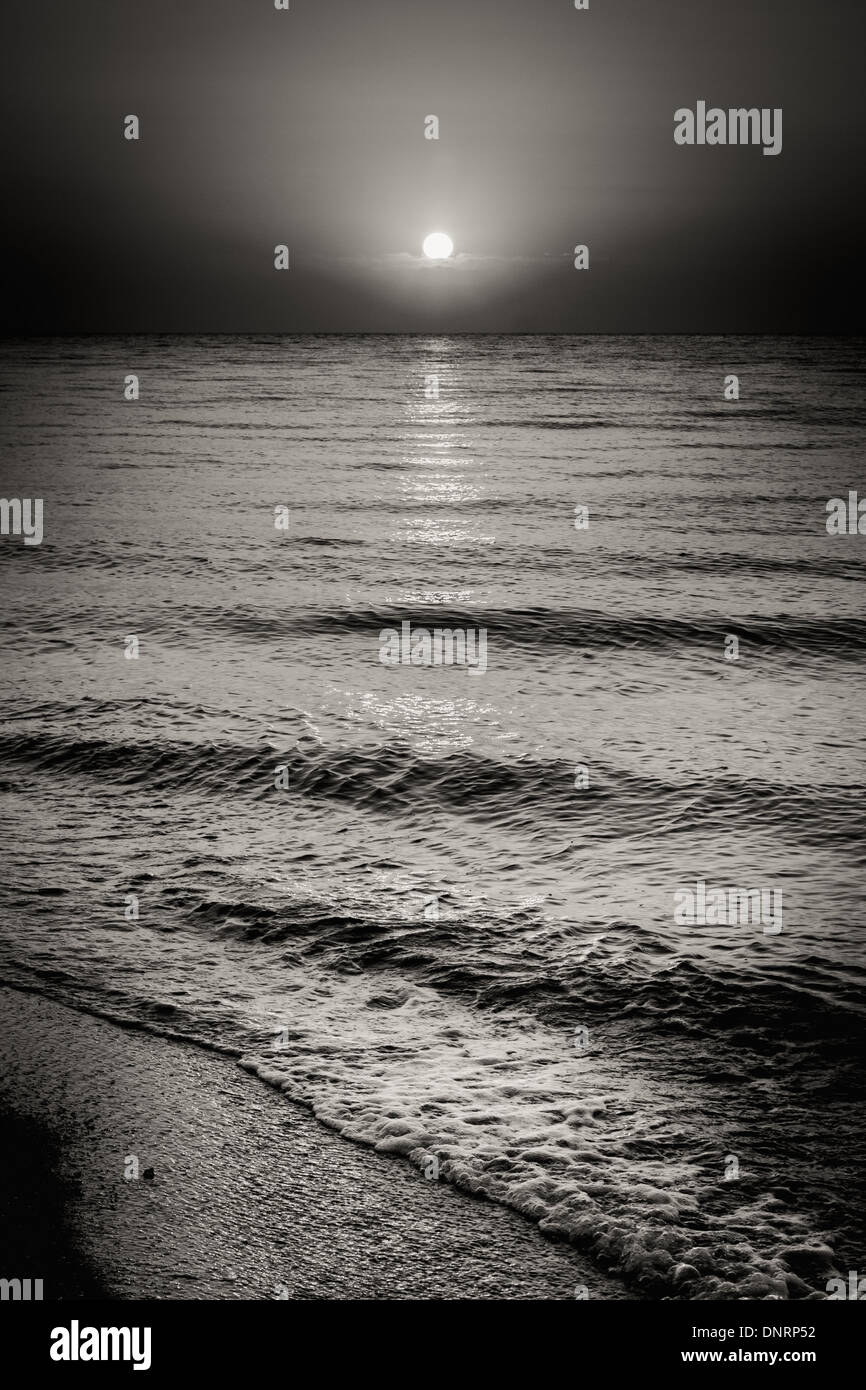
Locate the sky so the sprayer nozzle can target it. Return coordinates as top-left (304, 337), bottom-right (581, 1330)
top-left (2, 0), bottom-right (864, 332)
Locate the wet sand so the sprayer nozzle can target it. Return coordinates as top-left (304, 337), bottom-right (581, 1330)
top-left (0, 985), bottom-right (628, 1300)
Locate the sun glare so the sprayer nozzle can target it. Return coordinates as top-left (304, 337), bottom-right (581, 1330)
top-left (422, 232), bottom-right (454, 260)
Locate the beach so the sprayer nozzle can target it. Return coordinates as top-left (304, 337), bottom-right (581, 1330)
top-left (0, 335), bottom-right (862, 1300)
top-left (0, 985), bottom-right (627, 1301)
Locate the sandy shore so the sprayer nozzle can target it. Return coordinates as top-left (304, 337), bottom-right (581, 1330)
top-left (0, 985), bottom-right (628, 1300)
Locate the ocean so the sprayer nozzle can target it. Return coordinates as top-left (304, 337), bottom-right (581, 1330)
top-left (0, 334), bottom-right (863, 1299)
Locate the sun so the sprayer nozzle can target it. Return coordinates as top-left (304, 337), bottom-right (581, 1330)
top-left (423, 232), bottom-right (454, 260)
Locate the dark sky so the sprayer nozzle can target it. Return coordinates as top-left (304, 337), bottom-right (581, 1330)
top-left (2, 0), bottom-right (864, 332)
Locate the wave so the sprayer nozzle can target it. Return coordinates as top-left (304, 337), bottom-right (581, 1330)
top-left (180, 892), bottom-right (865, 1041)
top-left (190, 605), bottom-right (866, 661)
top-left (0, 730), bottom-right (861, 849)
top-left (0, 954), bottom-right (858, 1303)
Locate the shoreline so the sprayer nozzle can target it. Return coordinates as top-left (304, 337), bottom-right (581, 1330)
top-left (0, 985), bottom-right (629, 1301)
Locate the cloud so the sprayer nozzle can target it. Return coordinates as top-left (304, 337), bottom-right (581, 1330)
top-left (309, 251), bottom-right (562, 272)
